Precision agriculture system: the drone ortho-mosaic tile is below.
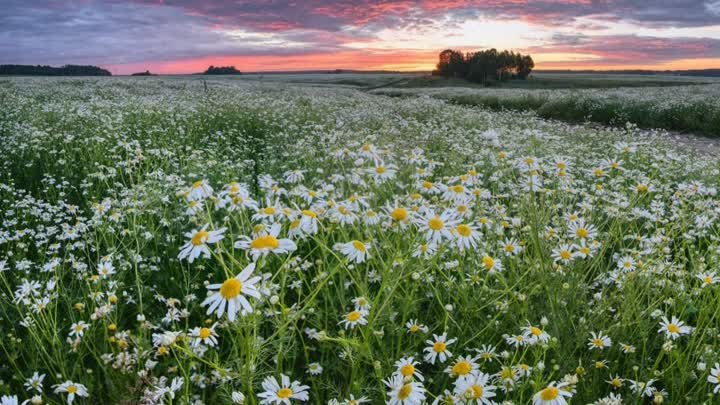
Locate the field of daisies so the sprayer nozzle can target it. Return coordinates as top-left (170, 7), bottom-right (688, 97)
top-left (1, 77), bottom-right (719, 405)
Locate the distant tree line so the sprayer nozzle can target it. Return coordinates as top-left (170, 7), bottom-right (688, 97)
top-left (0, 64), bottom-right (111, 76)
top-left (433, 49), bottom-right (534, 84)
top-left (203, 66), bottom-right (242, 75)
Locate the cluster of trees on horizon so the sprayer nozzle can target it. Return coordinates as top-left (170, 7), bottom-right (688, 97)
top-left (433, 49), bottom-right (534, 84)
top-left (0, 64), bottom-right (111, 76)
top-left (202, 65), bottom-right (242, 75)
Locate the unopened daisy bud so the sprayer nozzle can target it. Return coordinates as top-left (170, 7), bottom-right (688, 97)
top-left (137, 314), bottom-right (146, 322)
top-left (270, 295), bottom-right (279, 305)
top-left (444, 304), bottom-right (453, 312)
top-left (31, 395), bottom-right (43, 405)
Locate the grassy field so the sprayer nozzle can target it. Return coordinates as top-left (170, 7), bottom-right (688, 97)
top-left (0, 77), bottom-right (719, 405)
top-left (371, 76), bottom-right (720, 136)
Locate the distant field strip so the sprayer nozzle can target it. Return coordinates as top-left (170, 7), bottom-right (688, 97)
top-left (373, 84), bottom-right (720, 136)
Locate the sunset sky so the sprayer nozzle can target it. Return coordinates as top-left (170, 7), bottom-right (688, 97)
top-left (2, 1), bottom-right (720, 74)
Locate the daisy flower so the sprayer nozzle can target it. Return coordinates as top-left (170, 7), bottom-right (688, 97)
top-left (352, 296), bottom-right (371, 312)
top-left (532, 382), bottom-right (572, 405)
top-left (454, 371), bottom-right (496, 405)
top-left (658, 316), bottom-right (692, 340)
top-left (481, 254), bottom-right (503, 273)
top-left (616, 255), bottom-right (636, 272)
top-left (568, 219), bottom-right (596, 240)
top-left (588, 331), bottom-right (612, 351)
top-left (307, 363), bottom-right (323, 376)
top-left (298, 209), bottom-right (320, 235)
top-left (415, 210), bottom-right (458, 243)
top-left (446, 355), bottom-right (479, 378)
top-left (405, 319), bottom-right (428, 334)
top-left (424, 333), bottom-right (456, 364)
top-left (368, 163), bottom-right (397, 183)
top-left (499, 238), bottom-right (522, 257)
top-left (178, 225), bottom-right (225, 263)
top-left (453, 223), bottom-right (481, 251)
top-left (384, 205), bottom-right (411, 228)
top-left (697, 272), bottom-right (719, 288)
top-left (551, 244), bottom-right (574, 265)
top-left (201, 263), bottom-right (261, 321)
top-left (522, 324), bottom-right (551, 345)
top-left (394, 357), bottom-right (424, 381)
top-left (188, 179), bottom-right (214, 201)
top-left (336, 240), bottom-right (371, 264)
top-left (24, 372), bottom-right (45, 393)
top-left (53, 381), bottom-right (89, 405)
top-left (412, 243), bottom-right (437, 259)
top-left (68, 321), bottom-right (89, 338)
top-left (258, 374), bottom-right (309, 405)
top-left (339, 310), bottom-right (368, 329)
top-left (189, 324), bottom-right (219, 347)
top-left (234, 223), bottom-right (297, 261)
top-left (384, 374), bottom-right (425, 405)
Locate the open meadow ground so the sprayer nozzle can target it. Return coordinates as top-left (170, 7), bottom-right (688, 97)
top-left (1, 76), bottom-right (720, 405)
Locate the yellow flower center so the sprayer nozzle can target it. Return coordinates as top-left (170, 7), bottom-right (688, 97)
top-left (540, 387), bottom-right (559, 401)
top-left (277, 388), bottom-right (293, 399)
top-left (452, 361), bottom-right (472, 376)
top-left (560, 250), bottom-right (572, 260)
top-left (593, 338), bottom-right (604, 347)
top-left (351, 240), bottom-right (366, 253)
top-left (576, 227), bottom-right (589, 238)
top-left (67, 385), bottom-right (78, 394)
top-left (428, 216), bottom-right (444, 231)
top-left (667, 324), bottom-right (680, 334)
top-left (391, 207), bottom-right (408, 221)
top-left (400, 364), bottom-right (415, 377)
top-left (409, 325), bottom-right (420, 333)
top-left (191, 230), bottom-right (209, 246)
top-left (505, 244), bottom-right (515, 252)
top-left (422, 181), bottom-right (433, 189)
top-left (199, 327), bottom-right (211, 339)
top-left (375, 166), bottom-right (386, 174)
top-left (219, 278), bottom-right (242, 299)
top-left (636, 184), bottom-right (648, 193)
top-left (251, 235), bottom-right (280, 250)
top-left (192, 180), bottom-right (203, 189)
top-left (398, 384), bottom-right (412, 400)
top-left (483, 256), bottom-right (495, 270)
top-left (704, 276), bottom-right (713, 284)
top-left (456, 224), bottom-right (472, 237)
top-left (452, 185), bottom-right (464, 193)
top-left (469, 385), bottom-right (483, 399)
top-left (346, 311), bottom-right (362, 322)
top-left (433, 341), bottom-right (446, 353)
top-left (262, 207), bottom-right (276, 215)
top-left (531, 327), bottom-right (542, 336)
top-left (302, 209), bottom-right (317, 218)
